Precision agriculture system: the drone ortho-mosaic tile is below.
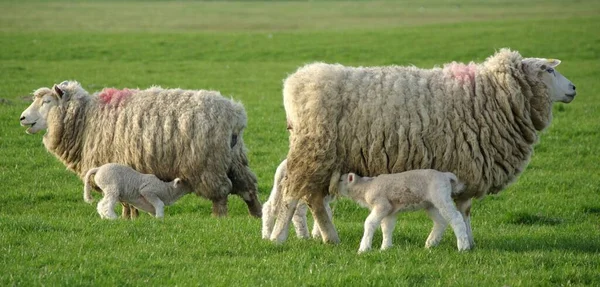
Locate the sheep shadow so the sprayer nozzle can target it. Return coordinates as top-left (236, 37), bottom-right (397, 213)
top-left (485, 234), bottom-right (600, 253)
top-left (484, 210), bottom-right (600, 253)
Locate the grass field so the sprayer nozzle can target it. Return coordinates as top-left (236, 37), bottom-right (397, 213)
top-left (1, 0), bottom-right (599, 286)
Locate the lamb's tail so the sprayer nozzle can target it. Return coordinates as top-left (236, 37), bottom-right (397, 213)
top-left (83, 167), bottom-right (100, 203)
top-left (445, 172), bottom-right (466, 195)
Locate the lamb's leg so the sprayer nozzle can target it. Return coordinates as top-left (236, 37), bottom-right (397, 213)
top-left (425, 207), bottom-right (448, 248)
top-left (140, 191), bottom-right (165, 219)
top-left (98, 191), bottom-right (119, 220)
top-left (359, 203), bottom-right (391, 253)
top-left (456, 198), bottom-right (475, 248)
top-left (431, 193), bottom-right (471, 251)
top-left (380, 214), bottom-right (397, 250)
top-left (307, 193), bottom-right (340, 244)
top-left (292, 202), bottom-right (310, 239)
top-left (270, 197), bottom-right (299, 243)
top-left (261, 200), bottom-right (275, 239)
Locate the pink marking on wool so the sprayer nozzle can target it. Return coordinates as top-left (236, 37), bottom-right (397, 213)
top-left (446, 62), bottom-right (477, 83)
top-left (98, 88), bottom-right (138, 106)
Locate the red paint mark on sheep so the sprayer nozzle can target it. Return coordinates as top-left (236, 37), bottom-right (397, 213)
top-left (98, 88), bottom-right (138, 106)
top-left (446, 62), bottom-right (477, 83)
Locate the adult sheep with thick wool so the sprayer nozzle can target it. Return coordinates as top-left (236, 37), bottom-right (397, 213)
top-left (19, 81), bottom-right (262, 218)
top-left (271, 48), bottom-right (577, 245)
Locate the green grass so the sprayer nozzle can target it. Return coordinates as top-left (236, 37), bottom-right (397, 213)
top-left (1, 1), bottom-right (599, 286)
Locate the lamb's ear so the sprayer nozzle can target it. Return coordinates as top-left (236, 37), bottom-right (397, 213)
top-left (173, 178), bottom-right (182, 187)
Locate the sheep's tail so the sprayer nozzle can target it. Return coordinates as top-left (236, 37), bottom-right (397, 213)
top-left (83, 167), bottom-right (100, 203)
top-left (445, 172), bottom-right (466, 195)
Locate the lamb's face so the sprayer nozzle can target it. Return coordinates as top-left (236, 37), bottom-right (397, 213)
top-left (19, 87), bottom-right (59, 134)
top-left (338, 173), bottom-right (356, 196)
top-left (523, 58), bottom-right (577, 103)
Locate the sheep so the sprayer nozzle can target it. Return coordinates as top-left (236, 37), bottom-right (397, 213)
top-left (19, 81), bottom-right (262, 218)
top-left (338, 170), bottom-right (468, 253)
top-left (83, 163), bottom-right (191, 219)
top-left (271, 48), bottom-right (577, 245)
top-left (261, 159), bottom-right (332, 240)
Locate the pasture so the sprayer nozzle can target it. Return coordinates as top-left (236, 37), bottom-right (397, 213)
top-left (1, 0), bottom-right (599, 286)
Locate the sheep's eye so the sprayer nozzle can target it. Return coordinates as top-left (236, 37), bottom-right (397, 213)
top-left (42, 100), bottom-right (51, 104)
top-left (546, 68), bottom-right (555, 74)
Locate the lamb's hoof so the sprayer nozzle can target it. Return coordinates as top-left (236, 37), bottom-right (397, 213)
top-left (457, 241), bottom-right (473, 252)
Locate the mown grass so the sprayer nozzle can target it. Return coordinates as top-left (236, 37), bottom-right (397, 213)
top-left (1, 1), bottom-right (599, 286)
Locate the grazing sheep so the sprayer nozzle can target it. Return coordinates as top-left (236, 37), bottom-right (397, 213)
top-left (338, 170), bottom-right (468, 253)
top-left (262, 159), bottom-right (332, 240)
top-left (84, 163), bottom-right (191, 219)
top-left (19, 81), bottom-right (262, 218)
top-left (272, 48), bottom-right (577, 245)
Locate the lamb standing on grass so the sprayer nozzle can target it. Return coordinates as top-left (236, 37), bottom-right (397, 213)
top-left (271, 49), bottom-right (577, 245)
top-left (19, 81), bottom-right (262, 218)
top-left (262, 159), bottom-right (333, 240)
top-left (84, 163), bottom-right (191, 219)
top-left (338, 170), bottom-right (468, 253)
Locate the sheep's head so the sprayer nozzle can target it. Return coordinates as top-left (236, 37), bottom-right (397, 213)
top-left (522, 58), bottom-right (576, 103)
top-left (19, 81), bottom-right (86, 134)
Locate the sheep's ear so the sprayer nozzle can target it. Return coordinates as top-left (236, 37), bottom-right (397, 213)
top-left (348, 173), bottom-right (355, 183)
top-left (53, 85), bottom-right (65, 98)
top-left (546, 58), bottom-right (561, 68)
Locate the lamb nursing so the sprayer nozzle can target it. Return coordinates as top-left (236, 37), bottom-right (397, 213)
top-left (272, 49), bottom-right (577, 245)
top-left (84, 163), bottom-right (192, 219)
top-left (19, 81), bottom-right (262, 218)
top-left (338, 170), bottom-right (469, 253)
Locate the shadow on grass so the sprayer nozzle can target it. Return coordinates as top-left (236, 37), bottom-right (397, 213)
top-left (504, 212), bottom-right (563, 225)
top-left (484, 233), bottom-right (600, 253)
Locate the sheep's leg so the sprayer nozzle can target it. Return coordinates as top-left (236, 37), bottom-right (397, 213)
top-left (425, 207), bottom-right (448, 248)
top-left (270, 198), bottom-right (299, 243)
top-left (307, 193), bottom-right (340, 244)
top-left (311, 196), bottom-right (333, 239)
top-left (359, 203), bottom-right (391, 253)
top-left (456, 198), bottom-right (475, 248)
top-left (380, 214), bottom-right (397, 250)
top-left (292, 202), bottom-right (310, 239)
top-left (121, 203), bottom-right (138, 220)
top-left (229, 154), bottom-right (262, 218)
top-left (431, 192), bottom-right (471, 251)
top-left (211, 196), bottom-right (229, 217)
top-left (261, 200), bottom-right (275, 239)
top-left (205, 173), bottom-right (233, 217)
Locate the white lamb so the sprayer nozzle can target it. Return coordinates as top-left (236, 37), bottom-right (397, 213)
top-left (84, 163), bottom-right (192, 219)
top-left (262, 159), bottom-right (333, 240)
top-left (338, 170), bottom-right (469, 253)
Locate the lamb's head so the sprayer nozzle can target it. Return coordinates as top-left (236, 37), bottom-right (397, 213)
top-left (19, 81), bottom-right (87, 134)
top-left (522, 58), bottom-right (576, 103)
top-left (172, 178), bottom-right (192, 193)
top-left (339, 173), bottom-right (361, 196)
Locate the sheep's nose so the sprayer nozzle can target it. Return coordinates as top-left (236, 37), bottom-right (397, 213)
top-left (19, 116), bottom-right (25, 121)
top-left (570, 83), bottom-right (576, 91)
